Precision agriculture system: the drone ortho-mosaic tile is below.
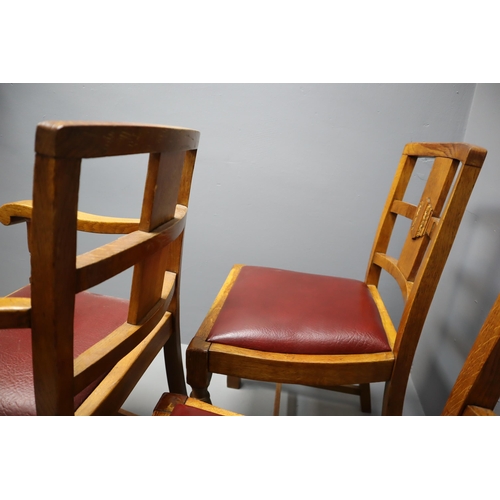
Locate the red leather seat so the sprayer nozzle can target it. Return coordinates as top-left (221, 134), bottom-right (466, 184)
top-left (0, 286), bottom-right (128, 416)
top-left (169, 404), bottom-right (220, 416)
top-left (207, 266), bottom-right (390, 355)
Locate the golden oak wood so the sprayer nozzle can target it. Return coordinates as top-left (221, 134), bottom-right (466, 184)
top-left (186, 142), bottom-right (487, 415)
top-left (0, 298), bottom-right (31, 328)
top-left (76, 313), bottom-right (174, 416)
top-left (35, 121), bottom-right (199, 158)
top-left (75, 207), bottom-right (187, 293)
top-left (0, 121), bottom-right (200, 415)
top-left (0, 200), bottom-right (140, 234)
top-left (462, 406), bottom-right (495, 416)
top-left (153, 392), bottom-right (242, 416)
top-left (442, 293), bottom-right (500, 416)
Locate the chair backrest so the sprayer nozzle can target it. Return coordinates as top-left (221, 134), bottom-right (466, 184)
top-left (365, 143), bottom-right (487, 413)
top-left (442, 293), bottom-right (500, 416)
top-left (0, 121), bottom-right (199, 415)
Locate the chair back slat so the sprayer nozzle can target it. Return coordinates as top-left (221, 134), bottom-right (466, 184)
top-left (363, 143), bottom-right (487, 415)
top-left (397, 156), bottom-right (458, 281)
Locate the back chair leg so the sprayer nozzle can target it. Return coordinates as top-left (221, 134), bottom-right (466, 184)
top-left (227, 375), bottom-right (242, 389)
top-left (359, 383), bottom-right (371, 413)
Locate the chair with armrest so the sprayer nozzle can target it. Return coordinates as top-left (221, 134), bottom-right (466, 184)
top-left (0, 120), bottom-right (199, 415)
top-left (442, 292), bottom-right (500, 416)
top-left (187, 142), bottom-right (487, 416)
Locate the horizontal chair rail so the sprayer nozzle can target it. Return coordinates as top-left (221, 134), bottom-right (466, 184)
top-left (207, 343), bottom-right (395, 386)
top-left (76, 205), bottom-right (187, 292)
top-left (75, 313), bottom-right (174, 416)
top-left (403, 142), bottom-right (487, 166)
top-left (73, 272), bottom-right (176, 393)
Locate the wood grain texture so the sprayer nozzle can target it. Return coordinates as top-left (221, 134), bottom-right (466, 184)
top-left (442, 293), bottom-right (500, 416)
top-left (30, 154), bottom-right (81, 415)
top-left (186, 143), bottom-right (487, 416)
top-left (0, 297), bottom-right (31, 328)
top-left (75, 312), bottom-right (174, 416)
top-left (75, 206), bottom-right (187, 293)
top-left (0, 200), bottom-right (139, 234)
top-left (462, 406), bottom-right (495, 416)
top-left (153, 392), bottom-right (242, 416)
top-left (35, 121), bottom-right (199, 158)
top-left (398, 156), bottom-right (457, 281)
top-left (403, 142), bottom-right (487, 167)
top-left (73, 272), bottom-right (176, 393)
top-left (0, 121), bottom-right (200, 415)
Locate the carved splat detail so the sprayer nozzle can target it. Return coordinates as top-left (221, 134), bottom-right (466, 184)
top-left (411, 198), bottom-right (433, 239)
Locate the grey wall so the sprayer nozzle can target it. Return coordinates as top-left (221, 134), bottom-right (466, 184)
top-left (1, 83), bottom-right (488, 414)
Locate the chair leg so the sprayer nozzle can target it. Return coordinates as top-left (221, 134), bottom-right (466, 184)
top-left (273, 383), bottom-right (282, 416)
top-left (186, 338), bottom-right (214, 403)
top-left (163, 324), bottom-right (187, 395)
top-left (359, 383), bottom-right (371, 413)
top-left (381, 377), bottom-right (406, 415)
top-left (189, 386), bottom-right (212, 404)
top-left (227, 375), bottom-right (242, 389)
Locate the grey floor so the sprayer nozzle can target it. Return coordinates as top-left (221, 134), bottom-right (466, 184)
top-left (123, 344), bottom-right (426, 416)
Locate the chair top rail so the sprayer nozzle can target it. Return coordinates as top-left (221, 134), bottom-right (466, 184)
top-left (35, 121), bottom-right (200, 158)
top-left (403, 143), bottom-right (487, 167)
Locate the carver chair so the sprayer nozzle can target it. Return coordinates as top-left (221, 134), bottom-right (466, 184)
top-left (442, 292), bottom-right (500, 416)
top-left (187, 142), bottom-right (487, 416)
top-left (0, 120), bottom-right (199, 416)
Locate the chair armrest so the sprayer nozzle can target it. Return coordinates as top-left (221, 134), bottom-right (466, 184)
top-left (0, 200), bottom-right (33, 225)
top-left (0, 200), bottom-right (139, 234)
top-left (75, 212), bottom-right (139, 234)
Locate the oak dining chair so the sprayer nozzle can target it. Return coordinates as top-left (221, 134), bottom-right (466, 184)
top-left (186, 142), bottom-right (487, 416)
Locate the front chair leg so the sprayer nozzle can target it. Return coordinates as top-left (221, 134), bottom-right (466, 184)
top-left (186, 351), bottom-right (213, 403)
top-left (189, 386), bottom-right (212, 404)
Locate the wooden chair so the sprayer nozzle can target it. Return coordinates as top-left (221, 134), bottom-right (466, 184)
top-left (158, 289), bottom-right (500, 417)
top-left (0, 121), bottom-right (199, 416)
top-left (186, 143), bottom-right (487, 416)
top-left (442, 293), bottom-right (500, 416)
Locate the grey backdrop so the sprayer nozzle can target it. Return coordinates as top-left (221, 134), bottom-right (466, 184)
top-left (1, 83), bottom-right (498, 415)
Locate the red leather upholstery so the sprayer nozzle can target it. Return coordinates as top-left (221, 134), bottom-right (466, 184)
top-left (207, 266), bottom-right (390, 355)
top-left (0, 286), bottom-right (129, 416)
top-left (170, 404), bottom-right (220, 416)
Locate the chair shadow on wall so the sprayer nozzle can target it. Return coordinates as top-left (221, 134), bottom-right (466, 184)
top-left (418, 206), bottom-right (500, 415)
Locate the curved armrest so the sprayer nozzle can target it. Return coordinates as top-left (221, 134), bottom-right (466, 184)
top-left (75, 212), bottom-right (139, 234)
top-left (0, 200), bottom-right (33, 225)
top-left (0, 200), bottom-right (139, 234)
top-left (0, 297), bottom-right (31, 328)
